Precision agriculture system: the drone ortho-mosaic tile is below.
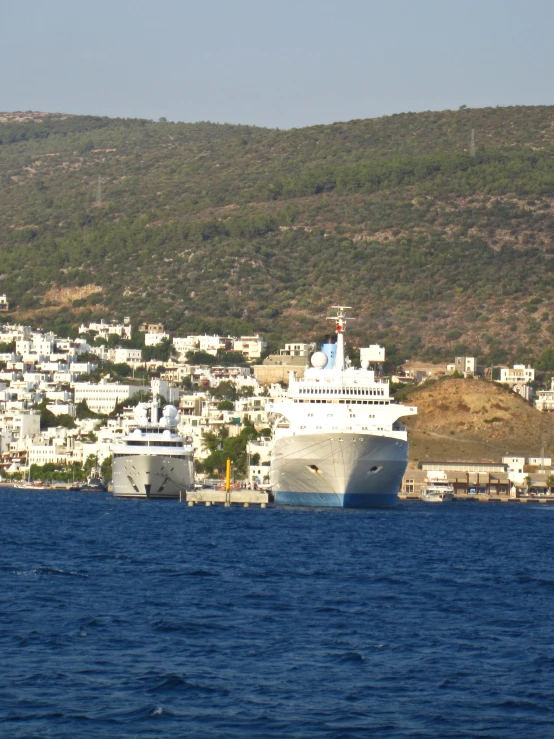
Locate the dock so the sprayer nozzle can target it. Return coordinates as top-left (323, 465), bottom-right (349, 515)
top-left (180, 488), bottom-right (269, 508)
top-left (399, 493), bottom-right (554, 504)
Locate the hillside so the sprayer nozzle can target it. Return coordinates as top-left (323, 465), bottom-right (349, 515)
top-left (403, 377), bottom-right (554, 463)
top-left (2, 106), bottom-right (554, 363)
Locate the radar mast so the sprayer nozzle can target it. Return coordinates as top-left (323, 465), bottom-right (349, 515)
top-left (327, 305), bottom-right (354, 371)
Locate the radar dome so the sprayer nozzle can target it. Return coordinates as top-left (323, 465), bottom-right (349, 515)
top-left (163, 405), bottom-right (178, 418)
top-left (311, 351), bottom-right (328, 369)
top-left (134, 403), bottom-right (148, 422)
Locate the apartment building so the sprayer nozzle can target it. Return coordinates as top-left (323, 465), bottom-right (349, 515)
top-left (72, 380), bottom-right (148, 414)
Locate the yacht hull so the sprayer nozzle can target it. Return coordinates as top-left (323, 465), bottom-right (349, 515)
top-left (271, 433), bottom-right (408, 508)
top-left (113, 454), bottom-right (194, 499)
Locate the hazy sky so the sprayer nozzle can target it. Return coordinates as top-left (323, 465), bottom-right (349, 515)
top-left (2, 0), bottom-right (553, 129)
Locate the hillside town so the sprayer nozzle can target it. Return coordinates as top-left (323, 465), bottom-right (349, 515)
top-left (0, 299), bottom-right (552, 495)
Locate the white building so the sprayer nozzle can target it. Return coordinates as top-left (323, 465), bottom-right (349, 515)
top-left (198, 335), bottom-right (226, 356)
top-left (528, 456), bottom-right (552, 468)
top-left (44, 389), bottom-right (73, 403)
top-left (279, 342), bottom-right (315, 357)
top-left (69, 362), bottom-right (97, 375)
top-left (173, 336), bottom-right (200, 356)
top-left (73, 381), bottom-right (148, 414)
top-left (0, 411), bottom-right (40, 440)
top-left (79, 319), bottom-right (132, 341)
top-left (151, 378), bottom-right (180, 405)
top-left (28, 444), bottom-right (67, 466)
top-left (112, 348), bottom-right (142, 364)
top-left (360, 345), bottom-right (385, 364)
top-left (455, 356), bottom-right (478, 377)
top-left (144, 331), bottom-right (170, 347)
top-left (502, 456), bottom-right (526, 487)
top-left (233, 335), bottom-right (267, 361)
top-left (0, 324), bottom-right (31, 342)
top-left (38, 361), bottom-right (69, 373)
top-left (535, 379), bottom-right (554, 412)
top-left (46, 402), bottom-right (76, 417)
top-left (500, 365), bottom-right (535, 384)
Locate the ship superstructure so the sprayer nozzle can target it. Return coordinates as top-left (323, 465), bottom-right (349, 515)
top-left (112, 399), bottom-right (194, 499)
top-left (267, 307), bottom-right (417, 507)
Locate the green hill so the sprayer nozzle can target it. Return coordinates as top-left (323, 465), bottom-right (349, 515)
top-left (2, 106), bottom-right (554, 364)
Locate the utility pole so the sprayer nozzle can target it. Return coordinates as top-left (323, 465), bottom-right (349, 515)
top-left (470, 128), bottom-right (476, 158)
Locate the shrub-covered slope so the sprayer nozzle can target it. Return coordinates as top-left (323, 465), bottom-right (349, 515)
top-left (2, 107), bottom-right (554, 362)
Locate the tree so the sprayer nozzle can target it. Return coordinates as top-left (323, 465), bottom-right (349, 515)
top-left (201, 430), bottom-right (223, 454)
top-left (143, 338), bottom-right (175, 363)
top-left (201, 423), bottom-right (259, 477)
top-left (186, 350), bottom-right (218, 366)
top-left (211, 381), bottom-right (238, 402)
top-left (524, 475), bottom-right (532, 493)
top-left (76, 399), bottom-right (100, 419)
top-left (101, 455), bottom-right (113, 482)
top-left (84, 454), bottom-right (98, 476)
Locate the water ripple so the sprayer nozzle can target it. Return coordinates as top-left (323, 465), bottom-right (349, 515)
top-left (1, 492), bottom-right (554, 737)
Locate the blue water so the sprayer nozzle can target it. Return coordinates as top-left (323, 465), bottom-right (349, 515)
top-left (2, 491), bottom-right (554, 738)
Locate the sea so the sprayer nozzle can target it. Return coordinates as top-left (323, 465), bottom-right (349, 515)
top-left (1, 490), bottom-right (554, 738)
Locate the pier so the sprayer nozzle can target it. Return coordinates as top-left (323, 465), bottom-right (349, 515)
top-left (399, 493), bottom-right (554, 504)
top-left (180, 488), bottom-right (269, 508)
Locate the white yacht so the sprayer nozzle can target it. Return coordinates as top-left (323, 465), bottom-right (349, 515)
top-left (420, 471), bottom-right (454, 503)
top-left (267, 307), bottom-right (417, 508)
top-left (112, 400), bottom-right (194, 499)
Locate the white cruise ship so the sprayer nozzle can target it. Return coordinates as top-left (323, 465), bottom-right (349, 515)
top-left (267, 307), bottom-right (417, 508)
top-left (112, 400), bottom-right (194, 499)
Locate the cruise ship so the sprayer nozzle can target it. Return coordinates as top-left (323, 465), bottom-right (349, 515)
top-left (112, 400), bottom-right (194, 499)
top-left (267, 307), bottom-right (417, 508)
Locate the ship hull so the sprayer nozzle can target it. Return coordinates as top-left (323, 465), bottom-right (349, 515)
top-left (271, 433), bottom-right (408, 508)
top-left (113, 454), bottom-right (194, 499)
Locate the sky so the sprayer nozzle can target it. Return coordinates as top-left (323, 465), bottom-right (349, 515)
top-left (2, 0), bottom-right (554, 129)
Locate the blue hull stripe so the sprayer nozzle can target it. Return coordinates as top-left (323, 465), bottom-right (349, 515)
top-left (274, 491), bottom-right (397, 508)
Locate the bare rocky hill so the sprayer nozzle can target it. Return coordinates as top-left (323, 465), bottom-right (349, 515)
top-left (403, 377), bottom-right (554, 464)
